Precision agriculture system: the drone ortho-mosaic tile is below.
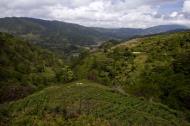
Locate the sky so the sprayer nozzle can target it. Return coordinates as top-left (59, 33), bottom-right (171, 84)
top-left (0, 0), bottom-right (190, 28)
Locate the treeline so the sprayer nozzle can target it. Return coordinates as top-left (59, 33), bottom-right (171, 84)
top-left (0, 33), bottom-right (73, 103)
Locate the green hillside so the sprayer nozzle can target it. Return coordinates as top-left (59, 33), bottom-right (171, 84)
top-left (1, 29), bottom-right (190, 125)
top-left (0, 80), bottom-right (189, 126)
top-left (74, 31), bottom-right (190, 112)
top-left (0, 32), bottom-right (73, 103)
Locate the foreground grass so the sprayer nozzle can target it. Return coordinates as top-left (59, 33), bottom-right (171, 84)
top-left (0, 80), bottom-right (189, 126)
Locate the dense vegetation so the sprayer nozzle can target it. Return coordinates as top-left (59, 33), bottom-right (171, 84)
top-left (1, 28), bottom-right (190, 125)
top-left (74, 31), bottom-right (190, 113)
top-left (0, 80), bottom-right (189, 126)
top-left (0, 32), bottom-right (73, 103)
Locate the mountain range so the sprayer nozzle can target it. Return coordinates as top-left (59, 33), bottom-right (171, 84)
top-left (0, 17), bottom-right (189, 54)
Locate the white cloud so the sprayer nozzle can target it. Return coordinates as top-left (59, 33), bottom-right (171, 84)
top-left (170, 12), bottom-right (178, 18)
top-left (183, 0), bottom-right (190, 13)
top-left (47, 1), bottom-right (161, 28)
top-left (0, 0), bottom-right (189, 28)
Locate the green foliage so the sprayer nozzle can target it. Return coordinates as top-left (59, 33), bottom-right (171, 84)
top-left (55, 66), bottom-right (74, 82)
top-left (0, 32), bottom-right (73, 103)
top-left (75, 46), bottom-right (134, 87)
top-left (0, 80), bottom-right (189, 126)
top-left (1, 25), bottom-right (190, 125)
top-left (75, 31), bottom-right (190, 112)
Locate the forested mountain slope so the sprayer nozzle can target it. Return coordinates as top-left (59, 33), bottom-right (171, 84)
top-left (74, 31), bottom-right (190, 112)
top-left (0, 17), bottom-right (112, 55)
top-left (0, 32), bottom-right (73, 103)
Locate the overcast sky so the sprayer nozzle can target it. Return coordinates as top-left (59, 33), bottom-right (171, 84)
top-left (1, 0), bottom-right (190, 28)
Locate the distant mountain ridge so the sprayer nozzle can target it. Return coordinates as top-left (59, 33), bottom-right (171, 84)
top-left (0, 17), bottom-right (188, 54)
top-left (141, 25), bottom-right (188, 35)
top-left (0, 17), bottom-right (109, 45)
top-left (92, 24), bottom-right (188, 39)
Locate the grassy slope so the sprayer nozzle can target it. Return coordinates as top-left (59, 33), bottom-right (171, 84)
top-left (0, 80), bottom-right (189, 126)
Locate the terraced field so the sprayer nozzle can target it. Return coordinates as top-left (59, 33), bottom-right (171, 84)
top-left (0, 80), bottom-right (189, 126)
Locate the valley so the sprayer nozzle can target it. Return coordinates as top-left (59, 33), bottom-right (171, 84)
top-left (0, 17), bottom-right (190, 126)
